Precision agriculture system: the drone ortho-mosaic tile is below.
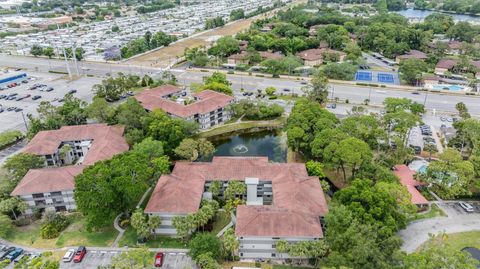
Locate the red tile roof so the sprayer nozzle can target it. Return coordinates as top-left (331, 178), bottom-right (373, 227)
top-left (436, 59), bottom-right (458, 70)
top-left (259, 51), bottom-right (284, 60)
top-left (398, 50), bottom-right (428, 60)
top-left (296, 48), bottom-right (346, 61)
top-left (145, 157), bottom-right (328, 237)
top-left (13, 124), bottom-right (129, 196)
top-left (236, 206), bottom-right (323, 237)
top-left (135, 86), bottom-right (234, 118)
top-left (11, 166), bottom-right (85, 196)
top-left (394, 165), bottom-right (428, 205)
top-left (23, 124), bottom-right (129, 165)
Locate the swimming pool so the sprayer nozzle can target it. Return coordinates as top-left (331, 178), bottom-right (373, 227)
top-left (431, 84), bottom-right (464, 91)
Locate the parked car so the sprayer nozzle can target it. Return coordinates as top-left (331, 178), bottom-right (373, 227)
top-left (154, 252), bottom-right (164, 267)
top-left (459, 202), bottom-right (475, 213)
top-left (68, 89), bottom-right (77, 94)
top-left (0, 247), bottom-right (16, 260)
top-left (63, 249), bottom-right (75, 263)
top-left (14, 108), bottom-right (23, 112)
top-left (0, 95), bottom-right (5, 99)
top-left (13, 253), bottom-right (25, 263)
top-left (73, 246), bottom-right (86, 263)
top-left (46, 87), bottom-right (54, 92)
top-left (32, 95), bottom-right (42, 100)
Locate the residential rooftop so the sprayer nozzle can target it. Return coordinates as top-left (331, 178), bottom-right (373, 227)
top-left (23, 123), bottom-right (129, 165)
top-left (11, 166), bottom-right (84, 196)
top-left (394, 164), bottom-right (428, 205)
top-left (145, 156), bottom-right (329, 238)
top-left (134, 85), bottom-right (234, 118)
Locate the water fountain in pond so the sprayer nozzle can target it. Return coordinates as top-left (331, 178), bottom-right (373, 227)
top-left (232, 144), bottom-right (249, 154)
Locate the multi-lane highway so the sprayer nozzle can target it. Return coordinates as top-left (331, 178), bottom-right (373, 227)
top-left (1, 55), bottom-right (480, 116)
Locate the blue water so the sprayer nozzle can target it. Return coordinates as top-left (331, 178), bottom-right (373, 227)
top-left (396, 8), bottom-right (480, 23)
top-left (432, 85), bottom-right (463, 91)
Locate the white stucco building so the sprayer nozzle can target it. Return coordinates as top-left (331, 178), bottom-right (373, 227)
top-left (145, 157), bottom-right (329, 260)
top-left (135, 85), bottom-right (235, 129)
top-left (11, 124), bottom-right (129, 213)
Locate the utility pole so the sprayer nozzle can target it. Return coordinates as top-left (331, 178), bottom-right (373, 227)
top-left (57, 24), bottom-right (72, 80)
top-left (330, 84), bottom-right (335, 101)
top-left (67, 23), bottom-right (80, 77)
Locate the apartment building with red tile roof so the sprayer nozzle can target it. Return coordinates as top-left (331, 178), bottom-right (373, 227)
top-left (11, 124), bottom-right (129, 213)
top-left (393, 165), bottom-right (429, 207)
top-left (135, 85), bottom-right (234, 129)
top-left (145, 157), bottom-right (328, 259)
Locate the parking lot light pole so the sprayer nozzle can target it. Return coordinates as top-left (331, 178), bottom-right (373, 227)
top-left (21, 112), bottom-right (28, 131)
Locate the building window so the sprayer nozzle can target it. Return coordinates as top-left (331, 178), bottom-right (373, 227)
top-left (51, 191), bottom-right (62, 196)
top-left (240, 253), bottom-right (243, 257)
top-left (271, 253), bottom-right (276, 257)
top-left (32, 193), bottom-right (44, 198)
top-left (47, 160), bottom-right (54, 166)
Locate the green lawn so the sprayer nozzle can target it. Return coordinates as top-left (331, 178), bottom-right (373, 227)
top-left (409, 204), bottom-right (447, 222)
top-left (5, 215), bottom-right (118, 248)
top-left (118, 227), bottom-right (186, 248)
top-left (419, 231), bottom-right (480, 251)
top-left (210, 211), bottom-right (232, 235)
top-left (273, 266), bottom-right (312, 269)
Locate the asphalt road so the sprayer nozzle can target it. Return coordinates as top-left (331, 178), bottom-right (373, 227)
top-left (399, 201), bottom-right (480, 253)
top-left (2, 55), bottom-right (480, 116)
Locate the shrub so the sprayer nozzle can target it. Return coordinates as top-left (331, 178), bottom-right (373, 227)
top-left (321, 62), bottom-right (357, 80)
top-left (0, 130), bottom-right (23, 149)
top-left (40, 213), bottom-right (71, 239)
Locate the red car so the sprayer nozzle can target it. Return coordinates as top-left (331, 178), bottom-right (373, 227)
top-left (154, 252), bottom-right (164, 267)
top-left (73, 246), bottom-right (87, 263)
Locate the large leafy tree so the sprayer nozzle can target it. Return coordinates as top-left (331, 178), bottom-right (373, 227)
top-left (404, 240), bottom-right (479, 268)
top-left (323, 137), bottom-right (373, 181)
top-left (145, 110), bottom-right (198, 155)
top-left (421, 148), bottom-right (475, 199)
top-left (324, 204), bottom-right (403, 269)
top-left (111, 248), bottom-right (151, 269)
top-left (3, 153), bottom-right (44, 184)
top-left (189, 233), bottom-right (222, 261)
top-left (286, 99), bottom-right (338, 156)
top-left (174, 138), bottom-right (215, 161)
top-left (333, 179), bottom-right (411, 238)
top-left (338, 115), bottom-right (386, 149)
top-left (399, 58), bottom-right (428, 85)
top-left (74, 150), bottom-right (155, 230)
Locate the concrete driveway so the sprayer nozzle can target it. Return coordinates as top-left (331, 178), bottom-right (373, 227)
top-left (399, 202), bottom-right (480, 253)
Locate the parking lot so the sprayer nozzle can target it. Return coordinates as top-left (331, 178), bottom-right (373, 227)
top-left (0, 71), bottom-right (100, 133)
top-left (60, 250), bottom-right (194, 269)
top-left (442, 201), bottom-right (480, 216)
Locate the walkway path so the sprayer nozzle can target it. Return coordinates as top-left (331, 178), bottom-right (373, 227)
top-left (111, 213), bottom-right (126, 248)
top-left (399, 202), bottom-right (480, 253)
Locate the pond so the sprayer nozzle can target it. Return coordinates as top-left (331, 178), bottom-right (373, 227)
top-left (206, 130), bottom-right (287, 163)
top-left (396, 8), bottom-right (480, 23)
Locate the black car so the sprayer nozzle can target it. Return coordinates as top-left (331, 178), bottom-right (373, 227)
top-left (32, 95), bottom-right (41, 100)
top-left (68, 89), bottom-right (77, 94)
top-left (46, 87), bottom-right (54, 92)
top-left (14, 108), bottom-right (23, 112)
top-left (0, 95), bottom-right (6, 99)
top-left (6, 107), bottom-right (14, 111)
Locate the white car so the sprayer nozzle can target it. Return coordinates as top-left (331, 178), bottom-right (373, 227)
top-left (62, 249), bottom-right (75, 262)
top-left (459, 202), bottom-right (475, 213)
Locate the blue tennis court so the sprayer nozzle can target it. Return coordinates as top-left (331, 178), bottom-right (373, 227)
top-left (377, 73), bottom-right (394, 83)
top-left (355, 71), bottom-right (372, 81)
